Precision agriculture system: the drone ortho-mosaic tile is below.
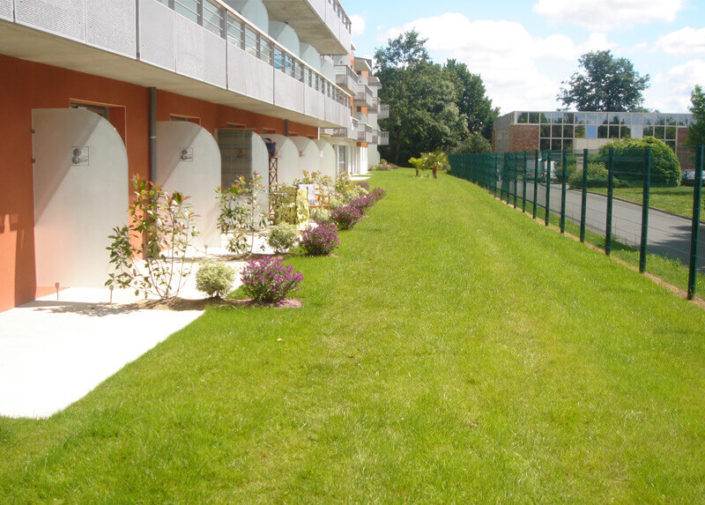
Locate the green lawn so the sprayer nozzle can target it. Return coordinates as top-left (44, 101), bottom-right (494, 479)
top-left (3, 169), bottom-right (705, 502)
top-left (587, 185), bottom-right (702, 218)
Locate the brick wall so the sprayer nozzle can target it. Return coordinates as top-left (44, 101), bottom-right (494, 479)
top-left (510, 125), bottom-right (540, 153)
top-left (677, 128), bottom-right (696, 171)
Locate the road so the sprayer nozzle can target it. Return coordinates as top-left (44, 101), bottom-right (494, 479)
top-left (504, 181), bottom-right (705, 272)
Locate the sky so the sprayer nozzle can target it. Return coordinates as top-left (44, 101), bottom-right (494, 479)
top-left (342, 0), bottom-right (705, 116)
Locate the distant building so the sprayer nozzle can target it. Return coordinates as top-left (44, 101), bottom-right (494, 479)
top-left (493, 110), bottom-right (696, 169)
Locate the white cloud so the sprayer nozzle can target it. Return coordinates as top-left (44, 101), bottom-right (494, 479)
top-left (350, 14), bottom-right (366, 38)
top-left (655, 27), bottom-right (705, 56)
top-left (645, 59), bottom-right (705, 111)
top-left (379, 13), bottom-right (616, 112)
top-left (533, 0), bottom-right (686, 31)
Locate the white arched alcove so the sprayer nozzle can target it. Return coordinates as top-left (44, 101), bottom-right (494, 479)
top-left (32, 108), bottom-right (129, 288)
top-left (223, 0), bottom-right (269, 33)
top-left (269, 21), bottom-right (300, 56)
top-left (264, 134), bottom-right (300, 185)
top-left (320, 58), bottom-right (335, 82)
top-left (290, 137), bottom-right (320, 176)
top-left (156, 122), bottom-right (222, 249)
top-left (314, 139), bottom-right (337, 178)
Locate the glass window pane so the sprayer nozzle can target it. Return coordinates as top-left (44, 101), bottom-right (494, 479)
top-left (529, 112), bottom-right (540, 124)
top-left (586, 113), bottom-right (597, 126)
top-left (563, 113), bottom-right (575, 124)
top-left (563, 139), bottom-right (573, 151)
top-left (644, 126), bottom-right (654, 137)
top-left (609, 125), bottom-right (620, 138)
top-left (552, 125), bottom-right (562, 137)
top-left (598, 113), bottom-right (609, 126)
top-left (552, 112), bottom-right (563, 124)
top-left (575, 113), bottom-right (586, 125)
top-left (621, 126), bottom-right (631, 138)
top-left (631, 125), bottom-right (643, 138)
top-left (654, 126), bottom-right (665, 138)
top-left (552, 139), bottom-right (562, 151)
top-left (644, 114), bottom-right (655, 126)
top-left (666, 115), bottom-right (677, 126)
top-left (575, 125), bottom-right (586, 138)
top-left (618, 113), bottom-right (631, 125)
top-left (610, 114), bottom-right (621, 125)
top-left (517, 112), bottom-right (529, 124)
top-left (666, 126), bottom-right (676, 140)
top-left (540, 139), bottom-right (551, 151)
top-left (598, 125), bottom-right (608, 139)
top-left (631, 113), bottom-right (644, 125)
top-left (540, 113), bottom-right (550, 124)
top-left (586, 125), bottom-right (597, 139)
top-left (563, 125), bottom-right (574, 138)
top-left (541, 125), bottom-right (551, 137)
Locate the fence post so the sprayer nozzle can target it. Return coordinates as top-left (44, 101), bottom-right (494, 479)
top-left (513, 154), bottom-right (518, 209)
top-left (494, 155), bottom-right (499, 198)
top-left (522, 151), bottom-right (528, 213)
top-left (639, 147), bottom-right (651, 274)
top-left (533, 150), bottom-right (539, 219)
top-left (560, 150), bottom-right (567, 233)
top-left (605, 147), bottom-right (615, 256)
top-left (545, 151), bottom-right (551, 226)
top-left (688, 144), bottom-right (704, 300)
top-left (580, 148), bottom-right (588, 243)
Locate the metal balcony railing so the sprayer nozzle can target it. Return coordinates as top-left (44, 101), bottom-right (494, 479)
top-left (357, 123), bottom-right (373, 143)
top-left (334, 65), bottom-right (358, 94)
top-left (379, 104), bottom-right (390, 120)
top-left (368, 97), bottom-right (380, 114)
top-left (379, 131), bottom-right (390, 146)
top-left (354, 84), bottom-right (374, 108)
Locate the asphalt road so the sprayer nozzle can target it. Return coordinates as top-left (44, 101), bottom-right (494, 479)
top-left (506, 181), bottom-right (705, 272)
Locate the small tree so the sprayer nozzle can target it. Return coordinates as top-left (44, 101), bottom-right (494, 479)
top-left (217, 173), bottom-right (268, 255)
top-left (689, 85), bottom-right (705, 146)
top-left (453, 132), bottom-right (492, 154)
top-left (106, 177), bottom-right (198, 300)
top-left (409, 150), bottom-right (449, 179)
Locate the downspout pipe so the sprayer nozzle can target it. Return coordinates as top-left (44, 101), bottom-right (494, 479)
top-left (149, 87), bottom-right (157, 182)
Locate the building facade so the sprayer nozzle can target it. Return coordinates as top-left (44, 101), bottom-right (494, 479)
top-left (493, 110), bottom-right (696, 169)
top-left (0, 0), bottom-right (389, 312)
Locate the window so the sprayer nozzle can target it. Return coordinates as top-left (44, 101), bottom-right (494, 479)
top-left (631, 126), bottom-right (643, 138)
top-left (586, 125), bottom-right (597, 139)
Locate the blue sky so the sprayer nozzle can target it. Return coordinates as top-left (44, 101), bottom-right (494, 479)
top-left (342, 0), bottom-right (705, 115)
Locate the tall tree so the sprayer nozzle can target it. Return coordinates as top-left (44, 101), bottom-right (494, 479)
top-left (689, 85), bottom-right (705, 146)
top-left (442, 60), bottom-right (499, 141)
top-left (558, 50), bottom-right (650, 111)
top-left (375, 32), bottom-right (467, 164)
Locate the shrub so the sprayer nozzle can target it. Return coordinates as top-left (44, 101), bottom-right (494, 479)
top-left (369, 187), bottom-right (387, 201)
top-left (267, 223), bottom-right (299, 254)
top-left (599, 136), bottom-right (681, 187)
top-left (310, 208), bottom-right (332, 224)
top-left (331, 205), bottom-right (363, 230)
top-left (195, 261), bottom-right (236, 298)
top-left (568, 162), bottom-right (628, 189)
top-left (349, 194), bottom-right (374, 215)
top-left (241, 257), bottom-right (303, 304)
top-left (300, 223), bottom-right (339, 255)
top-left (355, 181), bottom-right (371, 191)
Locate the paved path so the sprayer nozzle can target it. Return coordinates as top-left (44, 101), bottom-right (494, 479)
top-left (509, 182), bottom-right (705, 271)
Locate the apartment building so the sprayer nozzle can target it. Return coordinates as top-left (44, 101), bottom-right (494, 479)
top-left (493, 110), bottom-right (696, 169)
top-left (0, 0), bottom-right (387, 312)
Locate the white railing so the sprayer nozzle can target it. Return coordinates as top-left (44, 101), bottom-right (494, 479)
top-left (379, 104), bottom-right (390, 119)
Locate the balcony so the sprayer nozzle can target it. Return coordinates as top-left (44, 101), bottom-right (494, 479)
top-left (354, 83), bottom-right (374, 108)
top-left (262, 0), bottom-right (351, 54)
top-left (379, 131), bottom-right (390, 146)
top-left (335, 65), bottom-right (358, 94)
top-left (379, 104), bottom-right (390, 120)
top-left (368, 97), bottom-right (380, 114)
top-left (321, 117), bottom-right (357, 140)
top-left (0, 0), bottom-right (353, 128)
top-left (354, 111), bottom-right (368, 125)
top-left (357, 123), bottom-right (373, 144)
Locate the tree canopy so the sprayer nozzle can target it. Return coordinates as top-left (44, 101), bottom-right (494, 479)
top-left (558, 50), bottom-right (650, 112)
top-left (375, 31), bottom-right (497, 165)
top-left (688, 85), bottom-right (705, 146)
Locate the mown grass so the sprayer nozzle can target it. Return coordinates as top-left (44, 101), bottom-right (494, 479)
top-left (3, 169), bottom-right (705, 502)
top-left (588, 185), bottom-right (703, 218)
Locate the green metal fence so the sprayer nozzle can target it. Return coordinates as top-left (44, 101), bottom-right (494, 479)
top-left (450, 146), bottom-right (705, 300)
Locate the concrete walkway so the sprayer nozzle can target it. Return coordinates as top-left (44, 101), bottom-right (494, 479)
top-left (0, 246), bottom-right (254, 419)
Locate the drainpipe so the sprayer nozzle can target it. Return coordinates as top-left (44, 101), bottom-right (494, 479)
top-left (285, 119), bottom-right (290, 137)
top-left (149, 87), bottom-right (157, 182)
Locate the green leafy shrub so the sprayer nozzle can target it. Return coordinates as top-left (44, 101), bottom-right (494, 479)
top-left (195, 261), bottom-right (236, 298)
top-left (599, 136), bottom-right (681, 187)
top-left (568, 162), bottom-right (628, 189)
top-left (310, 208), bottom-right (331, 224)
top-left (267, 223), bottom-right (299, 254)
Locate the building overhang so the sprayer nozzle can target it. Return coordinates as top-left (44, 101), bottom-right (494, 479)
top-left (0, 20), bottom-right (343, 129)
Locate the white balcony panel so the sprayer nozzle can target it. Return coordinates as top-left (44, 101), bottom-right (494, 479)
top-left (324, 96), bottom-right (337, 124)
top-left (308, 0), bottom-right (325, 21)
top-left (139, 0), bottom-right (176, 71)
top-left (227, 45), bottom-right (274, 104)
top-left (324, 1), bottom-right (339, 41)
top-left (86, 0), bottom-right (136, 58)
top-left (274, 71), bottom-right (304, 113)
top-left (204, 30), bottom-right (226, 88)
top-left (0, 0), bottom-right (12, 21)
top-left (175, 14), bottom-right (205, 81)
top-left (338, 102), bottom-right (350, 127)
top-left (304, 87), bottom-right (325, 120)
top-left (339, 19), bottom-right (351, 51)
top-left (16, 0), bottom-right (85, 43)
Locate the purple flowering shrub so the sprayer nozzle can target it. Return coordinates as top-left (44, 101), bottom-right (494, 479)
top-left (301, 222), bottom-right (339, 255)
top-left (241, 257), bottom-right (303, 303)
top-left (355, 181), bottom-right (371, 191)
top-left (370, 187), bottom-right (387, 200)
top-left (331, 205), bottom-right (363, 230)
top-left (349, 194), bottom-right (375, 215)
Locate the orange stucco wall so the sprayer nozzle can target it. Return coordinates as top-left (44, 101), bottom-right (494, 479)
top-left (0, 53), bottom-right (319, 312)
